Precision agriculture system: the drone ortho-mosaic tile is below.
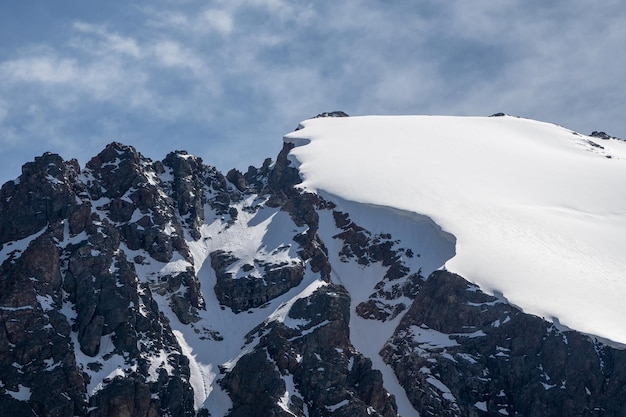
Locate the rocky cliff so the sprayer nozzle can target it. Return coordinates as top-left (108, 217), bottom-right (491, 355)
top-left (1, 126), bottom-right (625, 416)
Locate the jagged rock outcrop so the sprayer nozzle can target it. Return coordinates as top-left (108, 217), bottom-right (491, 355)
top-left (590, 131), bottom-right (624, 141)
top-left (314, 111), bottom-right (349, 118)
top-left (0, 152), bottom-right (83, 244)
top-left (84, 143), bottom-right (191, 263)
top-left (211, 249), bottom-right (305, 313)
top-left (0, 144), bottom-right (200, 417)
top-left (380, 270), bottom-right (626, 417)
top-left (221, 284), bottom-right (398, 417)
top-left (0, 226), bottom-right (86, 417)
top-left (267, 142), bottom-right (334, 281)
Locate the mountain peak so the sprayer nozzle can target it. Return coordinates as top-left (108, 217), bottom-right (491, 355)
top-left (2, 116), bottom-right (626, 416)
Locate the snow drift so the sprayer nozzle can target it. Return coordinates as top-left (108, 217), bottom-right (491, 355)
top-left (284, 115), bottom-right (626, 345)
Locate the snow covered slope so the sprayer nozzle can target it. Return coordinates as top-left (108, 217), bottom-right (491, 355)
top-left (284, 115), bottom-right (626, 345)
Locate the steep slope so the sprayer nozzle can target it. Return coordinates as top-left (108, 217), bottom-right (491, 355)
top-left (1, 114), bottom-right (626, 417)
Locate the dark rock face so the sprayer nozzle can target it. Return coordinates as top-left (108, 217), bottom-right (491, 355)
top-left (0, 228), bottom-right (86, 417)
top-left (381, 270), bottom-right (626, 417)
top-left (221, 284), bottom-right (398, 417)
top-left (314, 111), bottom-right (350, 118)
top-left (0, 152), bottom-right (83, 245)
top-left (162, 150), bottom-right (236, 239)
top-left (85, 143), bottom-right (191, 264)
top-left (89, 378), bottom-right (157, 417)
top-left (211, 250), bottom-right (305, 313)
top-left (590, 130), bottom-right (624, 142)
top-left (0, 145), bottom-right (198, 417)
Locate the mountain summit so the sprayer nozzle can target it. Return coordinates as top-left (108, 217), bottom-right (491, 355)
top-left (1, 115), bottom-right (625, 417)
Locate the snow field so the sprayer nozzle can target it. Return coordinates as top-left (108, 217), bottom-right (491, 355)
top-left (285, 115), bottom-right (626, 345)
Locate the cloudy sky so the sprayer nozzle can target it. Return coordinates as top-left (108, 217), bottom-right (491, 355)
top-left (1, 0), bottom-right (624, 183)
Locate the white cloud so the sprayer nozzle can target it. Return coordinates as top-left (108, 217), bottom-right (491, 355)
top-left (153, 40), bottom-right (203, 71)
top-left (200, 9), bottom-right (234, 35)
top-left (72, 22), bottom-right (142, 58)
top-left (0, 56), bottom-right (79, 84)
top-left (143, 9), bottom-right (191, 31)
top-left (143, 6), bottom-right (236, 36)
top-left (0, 53), bottom-right (142, 104)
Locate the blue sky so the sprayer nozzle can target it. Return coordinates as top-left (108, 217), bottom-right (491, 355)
top-left (1, 0), bottom-right (625, 183)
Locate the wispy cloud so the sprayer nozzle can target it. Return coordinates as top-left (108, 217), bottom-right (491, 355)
top-left (72, 22), bottom-right (142, 58)
top-left (152, 40), bottom-right (209, 77)
top-left (1, 55), bottom-right (79, 84)
top-left (199, 9), bottom-right (235, 35)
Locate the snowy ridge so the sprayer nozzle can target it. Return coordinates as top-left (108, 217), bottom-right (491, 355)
top-left (285, 115), bottom-right (626, 345)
